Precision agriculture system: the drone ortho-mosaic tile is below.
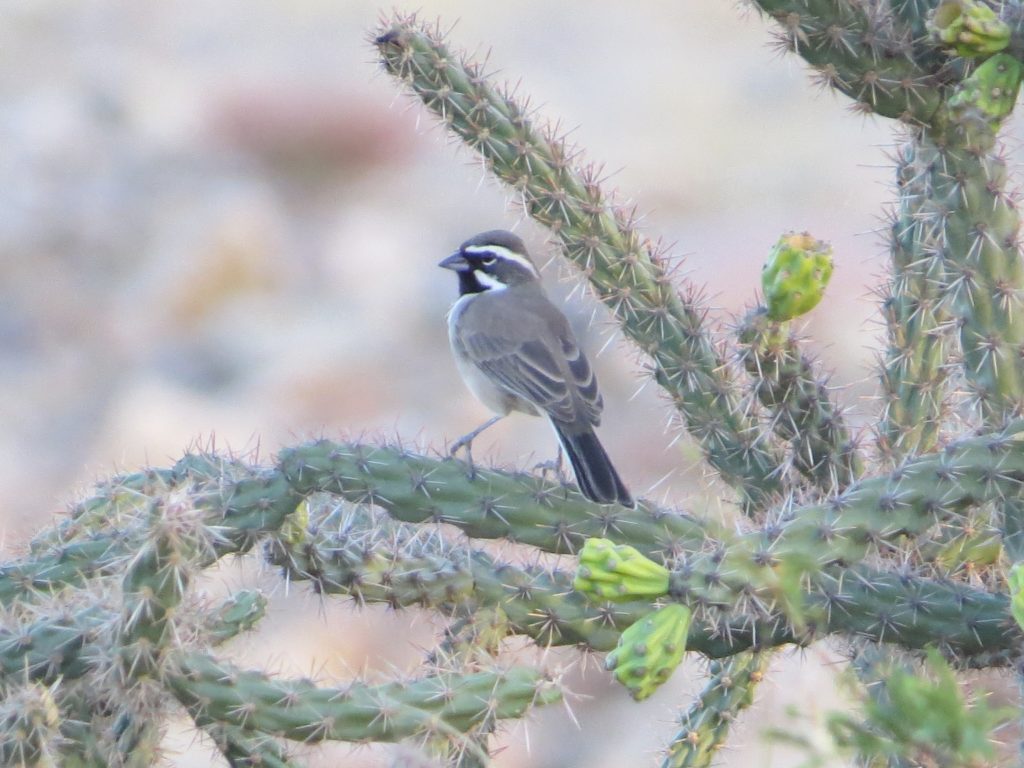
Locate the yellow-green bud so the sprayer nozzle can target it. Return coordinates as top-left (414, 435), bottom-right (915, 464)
top-left (574, 538), bottom-right (670, 602)
top-left (605, 604), bottom-right (691, 700)
top-left (279, 498), bottom-right (310, 547)
top-left (948, 53), bottom-right (1023, 124)
top-left (761, 233), bottom-right (833, 321)
top-left (1009, 562), bottom-right (1024, 631)
top-left (931, 0), bottom-right (1010, 58)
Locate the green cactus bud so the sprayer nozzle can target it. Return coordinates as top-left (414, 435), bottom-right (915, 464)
top-left (761, 233), bottom-right (834, 321)
top-left (574, 538), bottom-right (670, 602)
top-left (930, 0), bottom-right (1010, 58)
top-left (279, 498), bottom-right (310, 547)
top-left (605, 604), bottom-right (691, 701)
top-left (1009, 562), bottom-right (1024, 631)
top-left (948, 53), bottom-right (1023, 123)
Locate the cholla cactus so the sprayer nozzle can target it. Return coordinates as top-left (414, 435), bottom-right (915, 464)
top-left (5, 3), bottom-right (1024, 766)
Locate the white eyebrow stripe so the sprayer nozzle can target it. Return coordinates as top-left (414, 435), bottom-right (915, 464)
top-left (464, 244), bottom-right (540, 276)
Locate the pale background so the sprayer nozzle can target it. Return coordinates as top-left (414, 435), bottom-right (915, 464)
top-left (2, 1), bottom-right (1016, 765)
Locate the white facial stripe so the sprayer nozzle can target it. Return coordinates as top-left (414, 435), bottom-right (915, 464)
top-left (474, 270), bottom-right (507, 291)
top-left (464, 244), bottom-right (539, 276)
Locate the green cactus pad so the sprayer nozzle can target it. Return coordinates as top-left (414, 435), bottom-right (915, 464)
top-left (930, 0), bottom-right (1010, 58)
top-left (948, 53), bottom-right (1023, 123)
top-left (761, 233), bottom-right (834, 321)
top-left (605, 603), bottom-right (691, 701)
top-left (574, 538), bottom-right (670, 602)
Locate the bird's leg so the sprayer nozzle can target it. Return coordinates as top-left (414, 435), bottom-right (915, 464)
top-left (533, 443), bottom-right (566, 484)
top-left (449, 415), bottom-right (504, 477)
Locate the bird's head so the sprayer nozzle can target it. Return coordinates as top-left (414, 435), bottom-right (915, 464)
top-left (439, 230), bottom-right (540, 294)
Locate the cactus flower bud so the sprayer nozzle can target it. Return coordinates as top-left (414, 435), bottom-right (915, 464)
top-left (605, 603), bottom-right (692, 700)
top-left (1009, 562), bottom-right (1024, 631)
top-left (931, 0), bottom-right (1010, 58)
top-left (948, 53), bottom-right (1023, 124)
top-left (762, 233), bottom-right (833, 321)
top-left (574, 538), bottom-right (670, 602)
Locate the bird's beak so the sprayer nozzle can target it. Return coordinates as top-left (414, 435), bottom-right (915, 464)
top-left (438, 252), bottom-right (470, 271)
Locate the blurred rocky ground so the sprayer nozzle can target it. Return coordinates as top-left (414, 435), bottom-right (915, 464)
top-left (5, 1), bottom-right (1007, 765)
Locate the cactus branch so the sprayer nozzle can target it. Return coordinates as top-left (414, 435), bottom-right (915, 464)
top-left (738, 307), bottom-right (862, 490)
top-left (169, 651), bottom-right (560, 745)
top-left (662, 653), bottom-right (771, 768)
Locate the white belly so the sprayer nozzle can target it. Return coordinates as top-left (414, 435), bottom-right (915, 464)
top-left (447, 294), bottom-right (540, 417)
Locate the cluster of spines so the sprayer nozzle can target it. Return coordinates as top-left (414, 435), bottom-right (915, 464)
top-left (749, 0), bottom-right (950, 121)
top-left (878, 136), bottom-right (961, 462)
top-left (662, 653), bottom-right (770, 768)
top-left (374, 16), bottom-right (787, 510)
top-left (0, 682), bottom-right (63, 767)
top-left (171, 650), bottom-right (559, 745)
top-left (737, 307), bottom-right (862, 491)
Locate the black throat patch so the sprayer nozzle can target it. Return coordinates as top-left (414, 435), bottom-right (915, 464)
top-left (457, 269), bottom-right (489, 295)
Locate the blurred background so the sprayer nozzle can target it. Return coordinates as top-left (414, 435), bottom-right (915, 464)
top-left (4, 1), bottom-right (1013, 765)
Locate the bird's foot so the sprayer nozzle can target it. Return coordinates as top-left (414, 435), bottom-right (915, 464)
top-left (447, 415), bottom-right (504, 481)
top-left (533, 445), bottom-right (567, 485)
top-left (448, 435), bottom-right (478, 479)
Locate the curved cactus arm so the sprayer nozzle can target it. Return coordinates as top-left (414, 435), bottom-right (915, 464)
top-left (661, 653), bottom-right (771, 768)
top-left (168, 651), bottom-right (560, 746)
top-left (55, 680), bottom-right (162, 768)
top-left (666, 421), bottom-right (1024, 617)
top-left (264, 500), bottom-right (1014, 662)
top-left (277, 439), bottom-right (710, 557)
top-left (374, 14), bottom-right (785, 509)
top-left (202, 589), bottom-right (268, 646)
top-left (0, 603), bottom-right (108, 685)
top-left (116, 496), bottom-right (209, 683)
top-left (278, 423), bottom-right (1024, 589)
top-left (201, 724), bottom-right (296, 768)
top-left (749, 0), bottom-right (948, 121)
top-left (0, 458), bottom-right (302, 607)
top-left (737, 306), bottom-right (862, 491)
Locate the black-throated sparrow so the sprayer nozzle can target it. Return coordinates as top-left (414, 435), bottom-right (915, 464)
top-left (440, 230), bottom-right (633, 508)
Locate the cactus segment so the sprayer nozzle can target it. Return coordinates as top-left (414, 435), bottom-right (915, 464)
top-left (204, 590), bottom-right (268, 645)
top-left (662, 652), bottom-right (770, 767)
top-left (931, 0), bottom-right (1011, 58)
top-left (203, 724), bottom-right (294, 768)
top-left (278, 439), bottom-right (710, 557)
top-left (170, 652), bottom-right (560, 743)
top-left (0, 683), bottom-right (62, 767)
top-left (574, 538), bottom-right (671, 602)
top-left (117, 497), bottom-right (206, 681)
top-left (665, 422), bottom-right (1024, 619)
top-left (751, 0), bottom-right (945, 121)
top-left (606, 604), bottom-right (692, 701)
top-left (737, 307), bottom-right (861, 490)
top-left (761, 233), bottom-right (834, 321)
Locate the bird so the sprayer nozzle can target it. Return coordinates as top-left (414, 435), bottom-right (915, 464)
top-left (439, 229), bottom-right (634, 508)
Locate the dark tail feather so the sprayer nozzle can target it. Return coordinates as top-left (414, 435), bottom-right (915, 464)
top-left (553, 423), bottom-right (634, 507)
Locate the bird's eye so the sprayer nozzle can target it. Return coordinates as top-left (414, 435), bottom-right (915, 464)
top-left (481, 256), bottom-right (497, 266)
